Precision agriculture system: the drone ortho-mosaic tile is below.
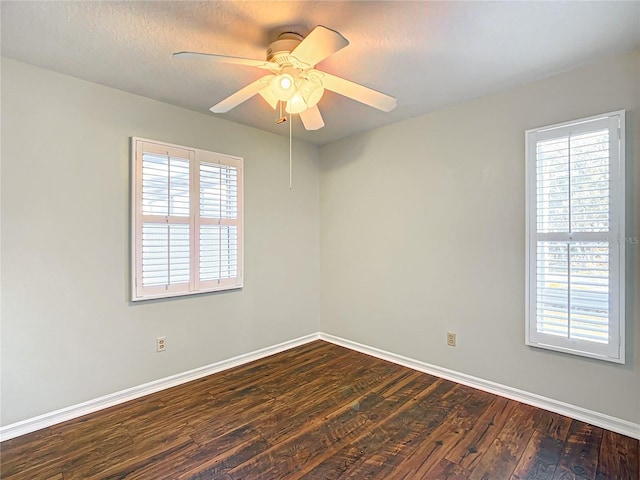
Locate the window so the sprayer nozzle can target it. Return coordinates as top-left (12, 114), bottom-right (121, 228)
top-left (525, 111), bottom-right (625, 363)
top-left (131, 138), bottom-right (243, 301)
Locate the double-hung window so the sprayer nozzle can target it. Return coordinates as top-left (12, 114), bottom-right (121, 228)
top-left (525, 111), bottom-right (625, 363)
top-left (131, 138), bottom-right (243, 301)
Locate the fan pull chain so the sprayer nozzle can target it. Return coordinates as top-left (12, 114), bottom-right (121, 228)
top-left (289, 112), bottom-right (292, 190)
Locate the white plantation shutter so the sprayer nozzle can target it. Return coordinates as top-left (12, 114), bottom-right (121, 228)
top-left (525, 111), bottom-right (625, 363)
top-left (197, 154), bottom-right (241, 289)
top-left (132, 139), bottom-right (243, 301)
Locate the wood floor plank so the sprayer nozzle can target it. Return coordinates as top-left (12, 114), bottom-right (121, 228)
top-left (595, 430), bottom-right (639, 480)
top-left (427, 458), bottom-right (472, 480)
top-left (172, 356), bottom-right (415, 478)
top-left (53, 398), bottom-right (166, 437)
top-left (467, 402), bottom-right (538, 480)
top-left (444, 395), bottom-right (516, 470)
top-left (170, 434), bottom-right (272, 480)
top-left (194, 370), bottom-right (427, 479)
top-left (0, 429), bottom-right (65, 479)
top-left (291, 379), bottom-right (459, 480)
top-left (164, 341), bottom-right (346, 407)
top-left (510, 411), bottom-right (572, 480)
top-left (189, 353), bottom-right (405, 448)
top-left (386, 389), bottom-right (497, 480)
top-left (1, 423), bottom-right (132, 479)
top-left (337, 384), bottom-right (474, 479)
top-left (130, 350), bottom-right (362, 445)
top-left (1, 341), bottom-right (637, 480)
top-left (551, 421), bottom-right (604, 480)
top-left (0, 459), bottom-right (62, 480)
top-left (154, 340), bottom-right (340, 409)
top-left (120, 442), bottom-right (203, 480)
top-left (129, 346), bottom-right (363, 450)
top-left (64, 433), bottom-right (196, 480)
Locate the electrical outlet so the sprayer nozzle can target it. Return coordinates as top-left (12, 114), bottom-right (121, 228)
top-left (156, 337), bottom-right (166, 352)
top-left (447, 332), bottom-right (456, 347)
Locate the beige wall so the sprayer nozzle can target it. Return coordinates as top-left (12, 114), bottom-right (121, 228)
top-left (0, 59), bottom-right (320, 425)
top-left (320, 50), bottom-right (640, 423)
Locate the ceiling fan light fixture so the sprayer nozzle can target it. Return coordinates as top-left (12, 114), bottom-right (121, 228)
top-left (270, 73), bottom-right (296, 101)
top-left (176, 25), bottom-right (397, 130)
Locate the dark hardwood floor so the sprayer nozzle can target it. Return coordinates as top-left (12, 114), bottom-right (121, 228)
top-left (1, 341), bottom-right (638, 479)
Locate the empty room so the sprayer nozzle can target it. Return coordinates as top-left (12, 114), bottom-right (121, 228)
top-left (1, 1), bottom-right (639, 479)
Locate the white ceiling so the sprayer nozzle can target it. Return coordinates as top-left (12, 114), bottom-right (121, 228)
top-left (2, 1), bottom-right (639, 146)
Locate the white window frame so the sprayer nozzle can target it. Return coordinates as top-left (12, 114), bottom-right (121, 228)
top-left (131, 137), bottom-right (243, 301)
top-left (525, 110), bottom-right (625, 363)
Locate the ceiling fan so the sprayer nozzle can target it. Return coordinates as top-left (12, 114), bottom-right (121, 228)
top-left (173, 26), bottom-right (397, 131)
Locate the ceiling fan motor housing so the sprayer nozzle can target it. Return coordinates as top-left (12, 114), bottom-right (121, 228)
top-left (267, 32), bottom-right (303, 65)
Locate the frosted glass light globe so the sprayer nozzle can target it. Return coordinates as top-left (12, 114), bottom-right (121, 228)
top-left (285, 92), bottom-right (307, 114)
top-left (270, 74), bottom-right (296, 101)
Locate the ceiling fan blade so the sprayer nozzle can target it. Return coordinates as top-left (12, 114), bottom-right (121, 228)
top-left (289, 26), bottom-right (349, 67)
top-left (299, 105), bottom-right (325, 130)
top-left (258, 86), bottom-right (278, 109)
top-left (210, 75), bottom-right (274, 113)
top-left (173, 51), bottom-right (279, 70)
top-left (321, 72), bottom-right (397, 112)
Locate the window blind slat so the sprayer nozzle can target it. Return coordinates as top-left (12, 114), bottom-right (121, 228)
top-left (535, 129), bottom-right (610, 234)
top-left (535, 239), bottom-right (610, 344)
top-left (200, 163), bottom-right (238, 220)
top-left (141, 223), bottom-right (190, 286)
top-left (200, 225), bottom-right (238, 282)
top-left (142, 153), bottom-right (191, 217)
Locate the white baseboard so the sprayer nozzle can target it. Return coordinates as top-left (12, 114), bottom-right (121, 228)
top-left (0, 333), bottom-right (320, 442)
top-left (319, 333), bottom-right (640, 440)
top-left (3, 331), bottom-right (638, 442)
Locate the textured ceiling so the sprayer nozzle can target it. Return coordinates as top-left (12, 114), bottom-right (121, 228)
top-left (2, 1), bottom-right (639, 146)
